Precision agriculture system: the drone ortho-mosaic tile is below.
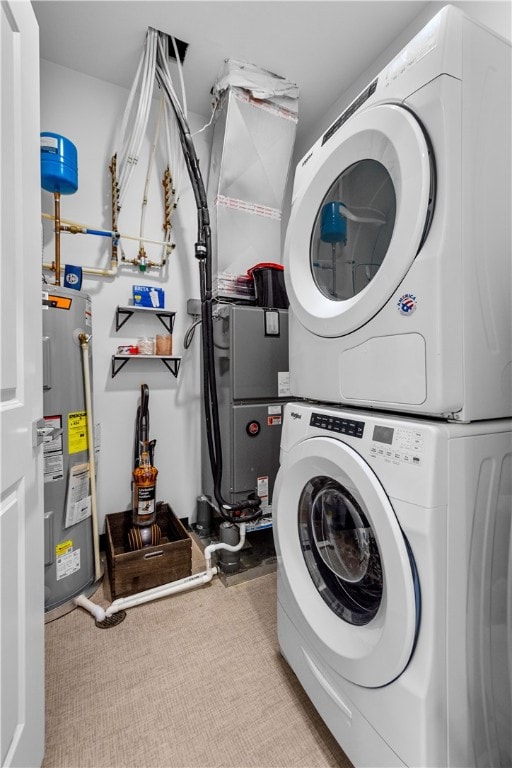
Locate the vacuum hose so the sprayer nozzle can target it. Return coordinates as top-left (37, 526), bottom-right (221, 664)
top-left (155, 40), bottom-right (261, 524)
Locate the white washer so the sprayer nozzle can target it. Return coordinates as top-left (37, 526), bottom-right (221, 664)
top-left (273, 401), bottom-right (512, 767)
top-left (284, 5), bottom-right (511, 422)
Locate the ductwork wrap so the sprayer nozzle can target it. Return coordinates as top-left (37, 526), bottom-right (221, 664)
top-left (207, 59), bottom-right (299, 300)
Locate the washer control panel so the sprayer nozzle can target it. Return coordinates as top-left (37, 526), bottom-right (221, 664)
top-left (369, 424), bottom-right (424, 466)
top-left (310, 412), bottom-right (365, 438)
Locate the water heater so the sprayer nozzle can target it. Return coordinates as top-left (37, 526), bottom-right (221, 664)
top-left (42, 285), bottom-right (97, 620)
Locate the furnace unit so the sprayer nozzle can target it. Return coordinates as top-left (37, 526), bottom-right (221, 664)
top-left (201, 303), bottom-right (291, 528)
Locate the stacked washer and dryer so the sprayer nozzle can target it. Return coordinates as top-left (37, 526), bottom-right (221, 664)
top-left (273, 6), bottom-right (512, 768)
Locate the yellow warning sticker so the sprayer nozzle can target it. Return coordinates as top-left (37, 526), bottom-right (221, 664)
top-left (68, 411), bottom-right (88, 454)
top-left (56, 540), bottom-right (73, 556)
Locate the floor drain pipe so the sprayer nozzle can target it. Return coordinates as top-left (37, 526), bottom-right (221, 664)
top-left (217, 522), bottom-right (242, 573)
top-left (75, 525), bottom-right (247, 622)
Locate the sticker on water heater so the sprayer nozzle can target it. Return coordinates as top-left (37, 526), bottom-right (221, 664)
top-left (55, 540), bottom-right (81, 581)
top-left (397, 293), bottom-right (417, 315)
top-left (43, 415), bottom-right (63, 482)
top-left (68, 412), bottom-right (88, 454)
top-left (65, 463), bottom-right (91, 528)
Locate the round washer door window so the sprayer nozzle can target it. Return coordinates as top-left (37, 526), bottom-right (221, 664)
top-left (299, 476), bottom-right (383, 626)
top-left (273, 435), bottom-right (419, 688)
top-left (284, 103), bottom-right (434, 337)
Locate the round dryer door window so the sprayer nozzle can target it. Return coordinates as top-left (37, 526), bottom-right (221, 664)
top-left (311, 160), bottom-right (396, 301)
top-left (285, 103), bottom-right (434, 337)
top-left (273, 435), bottom-right (420, 688)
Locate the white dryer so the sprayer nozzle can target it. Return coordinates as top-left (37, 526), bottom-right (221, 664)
top-left (284, 5), bottom-right (511, 422)
top-left (273, 401), bottom-right (512, 767)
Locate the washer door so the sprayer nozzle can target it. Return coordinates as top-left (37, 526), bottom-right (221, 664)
top-left (274, 436), bottom-right (419, 688)
top-left (285, 103), bottom-right (434, 337)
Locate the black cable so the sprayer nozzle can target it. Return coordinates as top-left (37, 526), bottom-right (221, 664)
top-left (155, 47), bottom-right (261, 524)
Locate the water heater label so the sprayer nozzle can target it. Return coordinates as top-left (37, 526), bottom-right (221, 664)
top-left (65, 463), bottom-right (91, 528)
top-left (43, 414), bottom-right (63, 483)
top-left (68, 412), bottom-right (88, 454)
top-left (55, 541), bottom-right (81, 581)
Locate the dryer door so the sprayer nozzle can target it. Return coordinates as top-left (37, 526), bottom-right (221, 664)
top-left (285, 103), bottom-right (434, 337)
top-left (274, 435), bottom-right (419, 688)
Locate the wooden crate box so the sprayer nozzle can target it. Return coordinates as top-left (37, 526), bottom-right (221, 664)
top-left (105, 502), bottom-right (192, 600)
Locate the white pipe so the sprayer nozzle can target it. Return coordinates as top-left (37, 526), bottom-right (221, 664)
top-left (42, 260), bottom-right (119, 278)
top-left (74, 594), bottom-right (106, 623)
top-left (106, 525), bottom-right (246, 616)
top-left (78, 334), bottom-right (102, 583)
top-left (105, 567), bottom-right (218, 616)
top-left (74, 523), bottom-right (248, 622)
top-left (204, 522), bottom-right (247, 568)
top-left (139, 95), bottom-right (163, 249)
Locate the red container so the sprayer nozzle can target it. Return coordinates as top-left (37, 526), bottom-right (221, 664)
top-left (247, 262), bottom-right (288, 309)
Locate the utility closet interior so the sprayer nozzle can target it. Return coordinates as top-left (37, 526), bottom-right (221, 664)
top-left (1, 1), bottom-right (511, 767)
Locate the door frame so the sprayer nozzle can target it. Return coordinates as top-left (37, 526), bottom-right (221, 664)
top-left (1, 2), bottom-right (45, 766)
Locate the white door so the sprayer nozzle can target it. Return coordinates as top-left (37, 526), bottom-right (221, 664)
top-left (273, 435), bottom-right (419, 688)
top-left (1, 2), bottom-right (44, 766)
top-left (284, 103), bottom-right (434, 337)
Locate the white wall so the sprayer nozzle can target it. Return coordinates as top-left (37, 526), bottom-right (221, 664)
top-left (41, 60), bottom-right (211, 531)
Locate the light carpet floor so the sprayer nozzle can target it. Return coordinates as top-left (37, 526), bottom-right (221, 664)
top-left (43, 543), bottom-right (353, 768)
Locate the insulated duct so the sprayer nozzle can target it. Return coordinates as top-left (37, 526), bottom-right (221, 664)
top-left (207, 59), bottom-right (299, 299)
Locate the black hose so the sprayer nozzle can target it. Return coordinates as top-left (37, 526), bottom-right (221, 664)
top-left (155, 48), bottom-right (261, 524)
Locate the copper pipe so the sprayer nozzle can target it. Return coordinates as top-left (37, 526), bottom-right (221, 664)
top-left (54, 191), bottom-right (61, 286)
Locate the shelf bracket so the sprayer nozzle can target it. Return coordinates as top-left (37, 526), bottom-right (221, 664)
top-left (161, 358), bottom-right (181, 378)
top-left (155, 312), bottom-right (174, 334)
top-left (111, 355), bottom-right (181, 379)
top-left (115, 307), bottom-right (134, 332)
top-left (115, 306), bottom-right (176, 334)
top-left (111, 356), bottom-right (131, 377)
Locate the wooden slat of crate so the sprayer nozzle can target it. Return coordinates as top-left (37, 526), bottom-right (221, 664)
top-left (105, 502), bottom-right (191, 600)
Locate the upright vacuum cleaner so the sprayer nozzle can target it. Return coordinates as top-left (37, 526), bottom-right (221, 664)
top-left (128, 384), bottom-right (161, 550)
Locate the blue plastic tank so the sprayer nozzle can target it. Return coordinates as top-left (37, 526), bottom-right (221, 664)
top-left (320, 201), bottom-right (347, 244)
top-left (40, 132), bottom-right (78, 195)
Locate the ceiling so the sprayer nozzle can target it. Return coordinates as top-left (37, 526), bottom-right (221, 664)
top-left (32, 0), bottom-right (431, 151)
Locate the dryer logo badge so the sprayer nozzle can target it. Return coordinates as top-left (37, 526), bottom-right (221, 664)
top-left (397, 293), bottom-right (417, 315)
top-left (290, 411), bottom-right (302, 420)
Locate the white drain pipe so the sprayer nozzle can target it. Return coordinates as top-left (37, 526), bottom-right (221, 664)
top-left (78, 334), bottom-right (102, 583)
top-left (75, 523), bottom-right (247, 622)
